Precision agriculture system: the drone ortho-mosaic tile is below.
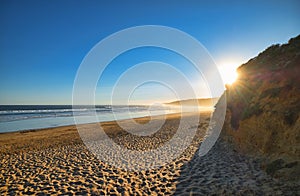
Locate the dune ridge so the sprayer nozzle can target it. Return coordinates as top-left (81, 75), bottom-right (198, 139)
top-left (218, 35), bottom-right (300, 181)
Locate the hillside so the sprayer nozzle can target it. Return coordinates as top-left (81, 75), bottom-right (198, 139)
top-left (166, 98), bottom-right (218, 107)
top-left (218, 35), bottom-right (300, 181)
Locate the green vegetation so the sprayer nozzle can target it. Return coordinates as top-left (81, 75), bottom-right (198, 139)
top-left (259, 87), bottom-right (283, 99)
top-left (284, 107), bottom-right (299, 126)
top-left (266, 159), bottom-right (285, 176)
top-left (241, 104), bottom-right (262, 120)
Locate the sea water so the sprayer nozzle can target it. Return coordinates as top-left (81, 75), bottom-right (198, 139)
top-left (0, 105), bottom-right (176, 133)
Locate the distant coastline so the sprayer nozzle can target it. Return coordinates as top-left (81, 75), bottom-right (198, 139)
top-left (165, 97), bottom-right (219, 107)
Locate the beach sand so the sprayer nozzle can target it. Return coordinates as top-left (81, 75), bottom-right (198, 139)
top-left (0, 112), bottom-right (298, 195)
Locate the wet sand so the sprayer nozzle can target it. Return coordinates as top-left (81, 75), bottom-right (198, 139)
top-left (0, 112), bottom-right (298, 195)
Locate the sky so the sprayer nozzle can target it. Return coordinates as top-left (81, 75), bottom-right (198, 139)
top-left (0, 0), bottom-right (299, 105)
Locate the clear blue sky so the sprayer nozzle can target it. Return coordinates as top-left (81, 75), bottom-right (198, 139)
top-left (0, 0), bottom-right (299, 105)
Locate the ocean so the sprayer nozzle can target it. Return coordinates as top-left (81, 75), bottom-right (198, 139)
top-left (0, 105), bottom-right (176, 133)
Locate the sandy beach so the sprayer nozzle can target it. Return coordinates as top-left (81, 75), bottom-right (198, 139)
top-left (1, 1), bottom-right (299, 195)
top-left (0, 112), bottom-right (298, 195)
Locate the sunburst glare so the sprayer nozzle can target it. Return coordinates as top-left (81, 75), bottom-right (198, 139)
top-left (218, 62), bottom-right (239, 85)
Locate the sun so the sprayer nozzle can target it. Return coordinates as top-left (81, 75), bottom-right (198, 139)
top-left (218, 62), bottom-right (239, 85)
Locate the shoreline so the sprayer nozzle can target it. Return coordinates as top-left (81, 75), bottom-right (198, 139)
top-left (0, 111), bottom-right (203, 134)
top-left (0, 104), bottom-right (214, 133)
top-left (0, 111), bottom-right (210, 155)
